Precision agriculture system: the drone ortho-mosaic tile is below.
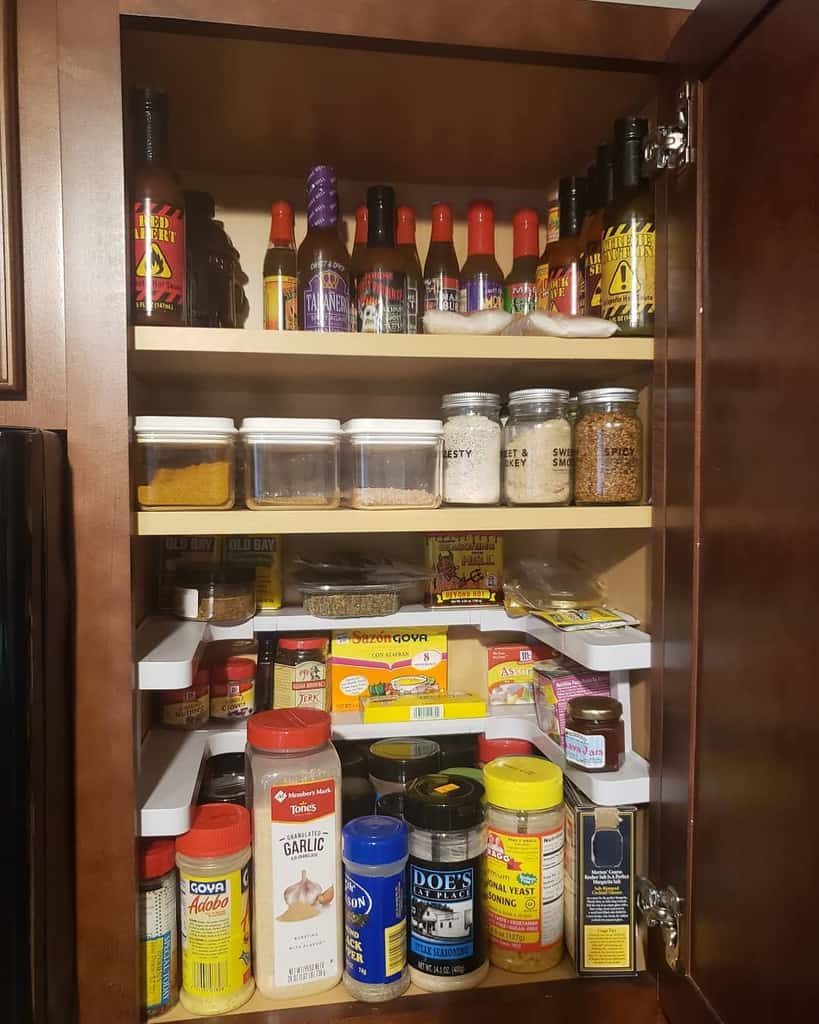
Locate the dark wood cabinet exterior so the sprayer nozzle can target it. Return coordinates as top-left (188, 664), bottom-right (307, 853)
top-left (0, 0), bottom-right (22, 393)
top-left (3, 2), bottom-right (816, 1023)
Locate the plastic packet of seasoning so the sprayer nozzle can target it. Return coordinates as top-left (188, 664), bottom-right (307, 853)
top-left (422, 309), bottom-right (513, 335)
top-left (529, 607), bottom-right (640, 631)
top-left (503, 311), bottom-right (618, 338)
top-left (503, 558), bottom-right (606, 612)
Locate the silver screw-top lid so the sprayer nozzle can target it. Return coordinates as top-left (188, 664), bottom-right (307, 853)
top-left (442, 392), bottom-right (502, 410)
top-left (577, 387), bottom-right (640, 407)
top-left (507, 388), bottom-right (570, 407)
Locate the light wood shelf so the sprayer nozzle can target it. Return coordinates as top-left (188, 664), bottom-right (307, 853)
top-left (136, 505), bottom-right (653, 536)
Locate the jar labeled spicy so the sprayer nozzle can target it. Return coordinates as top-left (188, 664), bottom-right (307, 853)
top-left (273, 636), bottom-right (328, 710)
top-left (564, 696), bottom-right (625, 772)
top-left (210, 656), bottom-right (256, 719)
top-left (574, 387), bottom-right (642, 505)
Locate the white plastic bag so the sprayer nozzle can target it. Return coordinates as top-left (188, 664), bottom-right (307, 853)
top-left (423, 309), bottom-right (513, 335)
top-left (503, 311), bottom-right (619, 338)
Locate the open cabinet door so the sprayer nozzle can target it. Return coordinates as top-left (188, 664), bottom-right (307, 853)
top-left (652, 1), bottom-right (818, 1021)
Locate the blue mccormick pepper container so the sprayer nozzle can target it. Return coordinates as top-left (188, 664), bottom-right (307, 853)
top-left (342, 816), bottom-right (410, 1002)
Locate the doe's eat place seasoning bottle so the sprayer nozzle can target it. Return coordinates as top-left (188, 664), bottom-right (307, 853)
top-left (403, 773), bottom-right (488, 992)
top-left (139, 838), bottom-right (179, 1018)
top-left (484, 756), bottom-right (564, 973)
top-left (175, 803), bottom-right (254, 1015)
top-left (343, 815), bottom-right (410, 1002)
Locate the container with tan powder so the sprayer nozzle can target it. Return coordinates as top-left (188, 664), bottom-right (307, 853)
top-left (135, 416), bottom-right (236, 510)
top-left (247, 709), bottom-right (343, 999)
top-left (502, 389), bottom-right (572, 506)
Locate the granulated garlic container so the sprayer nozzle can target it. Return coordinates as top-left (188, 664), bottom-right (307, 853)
top-left (246, 709), bottom-right (343, 999)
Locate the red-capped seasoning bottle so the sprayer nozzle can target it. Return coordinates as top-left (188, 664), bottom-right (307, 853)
top-left (460, 200), bottom-right (504, 312)
top-left (263, 200), bottom-right (298, 330)
top-left (423, 202), bottom-right (460, 313)
top-left (504, 208), bottom-right (539, 315)
top-left (397, 205), bottom-right (423, 333)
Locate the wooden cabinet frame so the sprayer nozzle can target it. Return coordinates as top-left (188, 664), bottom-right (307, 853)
top-left (0, 0), bottom-right (22, 393)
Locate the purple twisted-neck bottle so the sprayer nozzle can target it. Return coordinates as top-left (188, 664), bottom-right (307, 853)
top-left (298, 165), bottom-right (352, 333)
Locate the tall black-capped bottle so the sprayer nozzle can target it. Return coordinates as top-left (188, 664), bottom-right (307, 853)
top-left (601, 117), bottom-right (654, 335)
top-left (546, 176), bottom-right (586, 315)
top-left (356, 186), bottom-right (406, 333)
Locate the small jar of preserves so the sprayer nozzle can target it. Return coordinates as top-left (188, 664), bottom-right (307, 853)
top-left (574, 388), bottom-right (642, 505)
top-left (564, 696), bottom-right (625, 773)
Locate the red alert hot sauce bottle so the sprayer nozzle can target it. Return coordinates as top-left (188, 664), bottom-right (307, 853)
top-left (130, 88), bottom-right (186, 325)
top-left (459, 200), bottom-right (504, 313)
top-left (504, 208), bottom-right (539, 315)
top-left (423, 202), bottom-right (460, 313)
top-left (397, 205), bottom-right (423, 333)
top-left (546, 176), bottom-right (587, 316)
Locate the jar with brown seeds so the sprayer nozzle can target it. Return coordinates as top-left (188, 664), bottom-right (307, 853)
top-left (574, 387), bottom-right (643, 504)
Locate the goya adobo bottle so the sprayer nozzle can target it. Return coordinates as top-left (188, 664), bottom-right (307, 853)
top-left (298, 165), bottom-right (351, 332)
top-left (131, 88), bottom-right (186, 325)
top-left (423, 202), bottom-right (459, 313)
top-left (546, 176), bottom-right (586, 316)
top-left (504, 208), bottom-right (539, 315)
top-left (263, 200), bottom-right (298, 330)
top-left (460, 200), bottom-right (504, 313)
top-left (397, 205), bottom-right (423, 334)
top-left (601, 117), bottom-right (654, 335)
top-left (356, 186), bottom-right (406, 334)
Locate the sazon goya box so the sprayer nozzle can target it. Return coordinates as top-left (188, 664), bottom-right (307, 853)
top-left (329, 627), bottom-right (448, 713)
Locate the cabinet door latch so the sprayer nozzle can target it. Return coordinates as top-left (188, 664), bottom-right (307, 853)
top-left (644, 81), bottom-right (695, 171)
top-left (637, 876), bottom-right (683, 971)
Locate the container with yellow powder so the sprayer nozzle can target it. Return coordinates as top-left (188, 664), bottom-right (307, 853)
top-left (135, 416), bottom-right (236, 510)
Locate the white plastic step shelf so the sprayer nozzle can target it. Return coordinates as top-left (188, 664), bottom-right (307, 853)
top-left (138, 674), bottom-right (648, 837)
top-left (136, 607), bottom-right (649, 691)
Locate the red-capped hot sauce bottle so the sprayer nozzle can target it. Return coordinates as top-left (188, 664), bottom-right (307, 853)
top-left (423, 203), bottom-right (460, 313)
top-left (504, 208), bottom-right (539, 315)
top-left (262, 200), bottom-right (298, 330)
top-left (459, 200), bottom-right (504, 312)
top-left (397, 205), bottom-right (423, 333)
top-left (131, 88), bottom-right (186, 325)
top-left (546, 176), bottom-right (587, 315)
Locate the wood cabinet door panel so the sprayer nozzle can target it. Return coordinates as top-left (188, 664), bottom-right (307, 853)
top-left (0, 0), bottom-right (22, 393)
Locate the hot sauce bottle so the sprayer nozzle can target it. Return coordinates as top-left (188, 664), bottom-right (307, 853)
top-left (262, 200), bottom-right (298, 330)
top-left (356, 185), bottom-right (406, 334)
top-left (460, 200), bottom-right (504, 313)
top-left (504, 208), bottom-right (539, 315)
top-left (350, 204), bottom-right (368, 331)
top-left (546, 176), bottom-right (587, 316)
top-left (130, 88), bottom-right (186, 325)
top-left (397, 205), bottom-right (423, 334)
top-left (582, 144), bottom-right (613, 318)
top-left (601, 117), bottom-right (654, 336)
top-left (298, 165), bottom-right (351, 332)
top-left (535, 198), bottom-right (559, 310)
top-left (423, 202), bottom-right (459, 313)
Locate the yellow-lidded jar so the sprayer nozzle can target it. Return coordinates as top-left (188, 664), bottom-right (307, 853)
top-left (483, 756), bottom-right (564, 973)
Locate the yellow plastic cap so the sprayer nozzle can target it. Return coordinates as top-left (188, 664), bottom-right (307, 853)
top-left (483, 756), bottom-right (563, 810)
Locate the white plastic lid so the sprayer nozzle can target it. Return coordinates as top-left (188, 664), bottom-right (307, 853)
top-left (134, 416), bottom-right (236, 435)
top-left (240, 418), bottom-right (342, 435)
top-left (343, 419), bottom-right (443, 436)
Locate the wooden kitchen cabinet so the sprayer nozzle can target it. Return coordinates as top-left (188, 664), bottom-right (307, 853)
top-left (7, 1), bottom-right (816, 1022)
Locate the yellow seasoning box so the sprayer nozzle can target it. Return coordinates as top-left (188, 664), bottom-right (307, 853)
top-left (360, 692), bottom-right (486, 724)
top-left (564, 780), bottom-right (637, 976)
top-left (223, 535), bottom-right (283, 611)
top-left (425, 533), bottom-right (503, 606)
top-left (329, 627), bottom-right (448, 713)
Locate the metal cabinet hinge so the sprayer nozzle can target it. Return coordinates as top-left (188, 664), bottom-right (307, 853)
top-left (637, 876), bottom-right (683, 971)
top-left (644, 81), bottom-right (695, 171)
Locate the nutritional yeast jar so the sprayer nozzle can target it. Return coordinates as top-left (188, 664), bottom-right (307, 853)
top-left (246, 709), bottom-right (343, 1000)
top-left (484, 757), bottom-right (564, 973)
top-left (175, 804), bottom-right (254, 1015)
top-left (574, 387), bottom-right (642, 504)
top-left (502, 389), bottom-right (572, 506)
top-left (403, 773), bottom-right (488, 992)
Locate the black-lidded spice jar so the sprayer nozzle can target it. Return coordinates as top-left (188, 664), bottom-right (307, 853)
top-left (403, 773), bottom-right (487, 992)
top-left (564, 696), bottom-right (625, 773)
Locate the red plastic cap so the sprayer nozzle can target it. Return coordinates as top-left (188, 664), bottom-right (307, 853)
top-left (140, 838), bottom-right (175, 879)
top-left (396, 205), bottom-right (416, 245)
top-left (513, 208), bottom-right (540, 259)
top-left (176, 803), bottom-right (250, 859)
top-left (467, 200), bottom-right (495, 256)
top-left (477, 734), bottom-right (535, 764)
top-left (248, 708), bottom-right (331, 752)
top-left (269, 200), bottom-right (294, 244)
top-left (209, 656), bottom-right (256, 683)
top-left (278, 637), bottom-right (327, 652)
top-left (430, 203), bottom-right (453, 242)
top-left (354, 204), bottom-right (368, 244)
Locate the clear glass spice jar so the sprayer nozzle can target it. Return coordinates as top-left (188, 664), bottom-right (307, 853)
top-left (173, 567), bottom-right (256, 626)
top-left (483, 756), bottom-right (564, 973)
top-left (502, 389), bottom-right (572, 506)
top-left (441, 392), bottom-right (502, 506)
top-left (574, 387), bottom-right (643, 505)
top-left (240, 417), bottom-right (341, 509)
top-left (565, 695), bottom-right (625, 773)
top-left (342, 419), bottom-right (443, 509)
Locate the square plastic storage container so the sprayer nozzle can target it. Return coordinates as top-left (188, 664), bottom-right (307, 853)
top-left (342, 419), bottom-right (443, 509)
top-left (135, 416), bottom-right (236, 511)
top-left (240, 418), bottom-right (341, 510)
